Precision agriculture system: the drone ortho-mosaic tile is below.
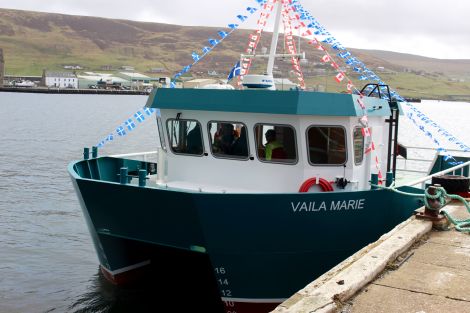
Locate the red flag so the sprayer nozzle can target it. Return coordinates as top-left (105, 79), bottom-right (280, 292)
top-left (316, 45), bottom-right (326, 51)
top-left (308, 39), bottom-right (318, 45)
top-left (365, 142), bottom-right (375, 154)
top-left (361, 127), bottom-right (371, 137)
top-left (347, 80), bottom-right (354, 92)
top-left (321, 55), bottom-right (331, 62)
top-left (335, 72), bottom-right (345, 83)
top-left (357, 98), bottom-right (366, 109)
top-left (331, 62), bottom-right (340, 70)
top-left (264, 4), bottom-right (274, 11)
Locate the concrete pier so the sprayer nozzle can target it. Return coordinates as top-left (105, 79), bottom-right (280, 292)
top-left (272, 200), bottom-right (470, 313)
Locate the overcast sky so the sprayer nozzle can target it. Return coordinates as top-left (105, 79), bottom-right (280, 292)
top-left (0, 0), bottom-right (468, 59)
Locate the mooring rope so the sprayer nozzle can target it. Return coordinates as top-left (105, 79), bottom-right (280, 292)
top-left (370, 183), bottom-right (470, 233)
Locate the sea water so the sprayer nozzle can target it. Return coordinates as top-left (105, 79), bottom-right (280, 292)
top-left (0, 92), bottom-right (469, 312)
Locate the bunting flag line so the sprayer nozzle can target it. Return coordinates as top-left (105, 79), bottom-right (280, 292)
top-left (281, 0), bottom-right (305, 89)
top-left (285, 0), bottom-right (384, 178)
top-left (238, 0), bottom-right (275, 83)
top-left (288, 0), bottom-right (469, 168)
top-left (95, 107), bottom-right (156, 148)
top-left (171, 0), bottom-right (268, 89)
top-left (96, 0), bottom-right (469, 162)
top-left (403, 103), bottom-right (470, 153)
top-left (95, 0), bottom-right (267, 149)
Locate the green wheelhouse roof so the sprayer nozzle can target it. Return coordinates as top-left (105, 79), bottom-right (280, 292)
top-left (146, 88), bottom-right (391, 117)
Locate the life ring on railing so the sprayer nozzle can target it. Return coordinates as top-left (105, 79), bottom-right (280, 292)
top-left (299, 177), bottom-right (334, 192)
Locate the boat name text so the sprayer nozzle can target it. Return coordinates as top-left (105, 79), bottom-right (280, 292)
top-left (291, 199), bottom-right (365, 212)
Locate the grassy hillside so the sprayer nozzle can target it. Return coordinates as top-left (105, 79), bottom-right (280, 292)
top-left (1, 8), bottom-right (469, 100)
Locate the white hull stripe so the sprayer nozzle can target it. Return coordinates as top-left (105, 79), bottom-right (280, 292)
top-left (221, 297), bottom-right (287, 303)
top-left (102, 260), bottom-right (151, 276)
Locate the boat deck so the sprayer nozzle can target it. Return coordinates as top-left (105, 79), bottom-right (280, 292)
top-left (272, 200), bottom-right (470, 313)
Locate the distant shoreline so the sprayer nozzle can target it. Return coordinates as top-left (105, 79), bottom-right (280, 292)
top-left (0, 86), bottom-right (150, 95)
top-left (0, 86), bottom-right (424, 102)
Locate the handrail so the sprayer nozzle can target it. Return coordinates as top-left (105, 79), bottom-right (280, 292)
top-left (399, 160), bottom-right (470, 187)
top-left (399, 145), bottom-right (464, 152)
top-left (110, 150), bottom-right (159, 158)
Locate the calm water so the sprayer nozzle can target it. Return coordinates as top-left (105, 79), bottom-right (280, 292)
top-left (0, 92), bottom-right (469, 312)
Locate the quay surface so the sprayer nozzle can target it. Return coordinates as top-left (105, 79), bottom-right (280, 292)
top-left (0, 86), bottom-right (150, 95)
top-left (272, 200), bottom-right (470, 313)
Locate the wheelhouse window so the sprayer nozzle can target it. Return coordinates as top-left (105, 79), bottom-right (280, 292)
top-left (208, 121), bottom-right (248, 159)
top-left (166, 119), bottom-right (203, 156)
top-left (353, 127), bottom-right (364, 165)
top-left (307, 126), bottom-right (347, 165)
top-left (254, 124), bottom-right (297, 164)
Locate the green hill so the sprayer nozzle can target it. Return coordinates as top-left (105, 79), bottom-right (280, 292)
top-left (1, 8), bottom-right (469, 100)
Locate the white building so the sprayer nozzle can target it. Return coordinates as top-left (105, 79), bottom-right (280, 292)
top-left (77, 72), bottom-right (129, 88)
top-left (43, 71), bottom-right (78, 88)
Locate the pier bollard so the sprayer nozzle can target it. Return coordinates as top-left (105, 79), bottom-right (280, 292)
top-left (119, 167), bottom-right (128, 185)
top-left (92, 146), bottom-right (98, 159)
top-left (425, 185), bottom-right (442, 217)
top-left (138, 169), bottom-right (147, 187)
top-left (83, 147), bottom-right (90, 160)
top-left (415, 184), bottom-right (449, 229)
top-left (371, 173), bottom-right (379, 190)
top-left (386, 171), bottom-right (394, 187)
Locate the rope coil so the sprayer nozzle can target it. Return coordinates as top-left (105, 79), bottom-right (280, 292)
top-left (370, 183), bottom-right (470, 233)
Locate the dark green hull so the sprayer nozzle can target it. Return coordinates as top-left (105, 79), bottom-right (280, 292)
top-left (69, 157), bottom-right (424, 312)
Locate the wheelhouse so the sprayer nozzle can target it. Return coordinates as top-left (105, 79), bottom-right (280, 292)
top-left (146, 88), bottom-right (391, 193)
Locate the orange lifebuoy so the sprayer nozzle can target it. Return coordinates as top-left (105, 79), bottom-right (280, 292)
top-left (299, 177), bottom-right (334, 192)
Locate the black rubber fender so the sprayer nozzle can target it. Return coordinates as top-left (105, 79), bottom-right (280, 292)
top-left (431, 175), bottom-right (470, 193)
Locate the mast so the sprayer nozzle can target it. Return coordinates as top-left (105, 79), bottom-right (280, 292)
top-left (266, 0), bottom-right (283, 76)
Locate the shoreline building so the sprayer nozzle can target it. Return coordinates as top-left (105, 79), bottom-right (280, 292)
top-left (43, 71), bottom-right (78, 88)
top-left (0, 48), bottom-right (4, 87)
top-left (116, 72), bottom-right (160, 90)
top-left (77, 72), bottom-right (128, 89)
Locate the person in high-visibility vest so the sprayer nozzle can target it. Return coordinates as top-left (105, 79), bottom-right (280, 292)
top-left (264, 129), bottom-right (285, 161)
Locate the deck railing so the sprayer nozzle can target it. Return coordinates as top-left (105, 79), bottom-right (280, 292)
top-left (399, 160), bottom-right (470, 188)
top-left (396, 145), bottom-right (470, 188)
top-left (106, 146), bottom-right (470, 190)
top-left (110, 150), bottom-right (159, 162)
top-left (396, 146), bottom-right (467, 174)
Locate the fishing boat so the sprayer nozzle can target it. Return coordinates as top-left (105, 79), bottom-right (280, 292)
top-left (68, 1), bottom-right (435, 312)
